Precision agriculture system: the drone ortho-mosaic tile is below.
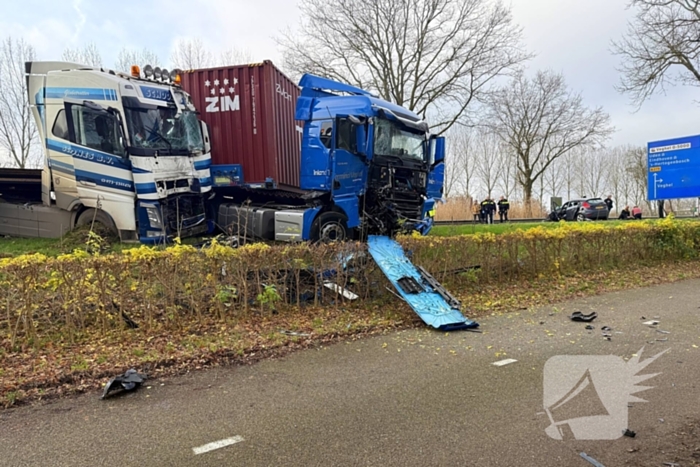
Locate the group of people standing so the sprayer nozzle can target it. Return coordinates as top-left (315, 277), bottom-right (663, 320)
top-left (472, 196), bottom-right (510, 224)
top-left (605, 195), bottom-right (643, 220)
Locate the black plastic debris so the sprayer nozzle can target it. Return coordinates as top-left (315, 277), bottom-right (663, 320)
top-left (585, 325), bottom-right (595, 330)
top-left (623, 429), bottom-right (636, 438)
top-left (601, 326), bottom-right (612, 332)
top-left (101, 369), bottom-right (147, 399)
top-left (570, 311), bottom-right (598, 322)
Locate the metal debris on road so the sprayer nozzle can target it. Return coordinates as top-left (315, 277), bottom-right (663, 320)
top-left (101, 369), bottom-right (147, 399)
top-left (657, 329), bottom-right (671, 334)
top-left (580, 452), bottom-right (606, 467)
top-left (643, 320), bottom-right (660, 326)
top-left (492, 358), bottom-right (518, 367)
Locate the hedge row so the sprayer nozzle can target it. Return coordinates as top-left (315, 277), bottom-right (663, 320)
top-left (1, 217), bottom-right (698, 347)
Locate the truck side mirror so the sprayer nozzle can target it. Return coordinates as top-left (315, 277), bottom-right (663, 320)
top-left (201, 121), bottom-right (211, 153)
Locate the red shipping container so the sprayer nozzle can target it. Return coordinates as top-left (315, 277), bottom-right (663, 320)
top-left (180, 61), bottom-right (301, 188)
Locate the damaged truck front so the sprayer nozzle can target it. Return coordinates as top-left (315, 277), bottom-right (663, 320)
top-left (294, 75), bottom-right (445, 241)
top-left (0, 61), bottom-right (212, 242)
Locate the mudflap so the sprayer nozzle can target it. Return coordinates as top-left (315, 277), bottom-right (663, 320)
top-left (367, 235), bottom-right (478, 331)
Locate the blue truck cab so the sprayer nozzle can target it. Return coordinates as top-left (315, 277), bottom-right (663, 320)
top-left (212, 74), bottom-right (445, 242)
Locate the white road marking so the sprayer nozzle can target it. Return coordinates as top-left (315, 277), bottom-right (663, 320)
top-left (492, 359), bottom-right (518, 367)
top-left (192, 436), bottom-right (244, 455)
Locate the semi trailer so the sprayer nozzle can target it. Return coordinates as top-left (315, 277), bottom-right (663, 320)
top-left (179, 62), bottom-right (444, 242)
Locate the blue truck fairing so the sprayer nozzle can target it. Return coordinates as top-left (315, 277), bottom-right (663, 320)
top-left (367, 235), bottom-right (478, 330)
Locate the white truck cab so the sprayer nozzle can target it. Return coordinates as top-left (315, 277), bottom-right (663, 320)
top-left (5, 61), bottom-right (213, 242)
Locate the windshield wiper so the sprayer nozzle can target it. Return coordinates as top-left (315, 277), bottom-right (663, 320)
top-left (147, 127), bottom-right (172, 152)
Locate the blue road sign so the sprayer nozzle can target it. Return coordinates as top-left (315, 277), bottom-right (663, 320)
top-left (648, 135), bottom-right (700, 200)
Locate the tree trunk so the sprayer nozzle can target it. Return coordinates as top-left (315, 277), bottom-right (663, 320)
top-left (523, 181), bottom-right (534, 217)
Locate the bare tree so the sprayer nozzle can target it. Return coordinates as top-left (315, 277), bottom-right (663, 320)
top-left (0, 37), bottom-right (38, 168)
top-left (605, 146), bottom-right (628, 214)
top-left (485, 70), bottom-right (613, 208)
top-left (61, 42), bottom-right (102, 67)
top-left (473, 129), bottom-right (503, 198)
top-left (218, 47), bottom-right (253, 67)
top-left (115, 47), bottom-right (160, 73)
top-left (279, 0), bottom-right (529, 133)
top-left (625, 146), bottom-right (651, 209)
top-left (543, 155), bottom-right (566, 202)
top-left (612, 0), bottom-right (700, 106)
top-left (577, 148), bottom-right (608, 199)
top-left (496, 146), bottom-right (517, 198)
top-left (170, 38), bottom-right (212, 69)
top-left (448, 127), bottom-right (477, 197)
top-left (442, 143), bottom-right (462, 197)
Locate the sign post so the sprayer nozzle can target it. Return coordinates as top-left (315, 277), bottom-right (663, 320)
top-left (648, 135), bottom-right (700, 200)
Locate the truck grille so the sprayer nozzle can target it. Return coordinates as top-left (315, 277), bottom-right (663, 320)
top-left (163, 195), bottom-right (207, 236)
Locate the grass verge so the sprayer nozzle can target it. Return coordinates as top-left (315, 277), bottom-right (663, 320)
top-left (3, 259), bottom-right (699, 409)
top-left (429, 218), bottom-right (699, 237)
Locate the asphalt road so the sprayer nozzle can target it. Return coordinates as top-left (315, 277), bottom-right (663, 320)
top-left (2, 280), bottom-right (700, 467)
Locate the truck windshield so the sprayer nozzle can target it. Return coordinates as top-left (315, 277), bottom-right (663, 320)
top-left (124, 106), bottom-right (203, 154)
top-left (374, 118), bottom-right (426, 162)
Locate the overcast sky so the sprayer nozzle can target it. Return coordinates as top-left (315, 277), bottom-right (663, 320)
top-left (2, 0), bottom-right (698, 148)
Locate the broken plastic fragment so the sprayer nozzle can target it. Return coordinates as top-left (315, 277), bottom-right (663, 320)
top-left (580, 452), bottom-right (605, 467)
top-left (101, 369), bottom-right (147, 399)
top-left (492, 358), bottom-right (517, 367)
top-left (570, 311), bottom-right (598, 322)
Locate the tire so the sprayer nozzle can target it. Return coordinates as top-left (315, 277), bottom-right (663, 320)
top-left (576, 212), bottom-right (586, 222)
top-left (75, 208), bottom-right (117, 237)
top-left (311, 212), bottom-right (349, 243)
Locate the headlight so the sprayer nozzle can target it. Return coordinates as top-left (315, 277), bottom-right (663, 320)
top-left (154, 67), bottom-right (162, 80)
top-left (161, 68), bottom-right (170, 82)
top-left (144, 64), bottom-right (154, 79)
top-left (146, 206), bottom-right (162, 228)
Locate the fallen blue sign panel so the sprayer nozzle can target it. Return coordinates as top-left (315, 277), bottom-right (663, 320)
top-left (367, 235), bottom-right (478, 331)
top-left (648, 135), bottom-right (700, 200)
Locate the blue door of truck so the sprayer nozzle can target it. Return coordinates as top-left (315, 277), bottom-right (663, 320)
top-left (331, 117), bottom-right (367, 198)
top-left (427, 135), bottom-right (445, 200)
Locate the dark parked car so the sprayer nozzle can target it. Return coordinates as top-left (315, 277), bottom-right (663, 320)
top-left (547, 198), bottom-right (609, 221)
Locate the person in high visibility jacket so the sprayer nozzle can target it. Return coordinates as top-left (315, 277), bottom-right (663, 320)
top-left (472, 200), bottom-right (481, 223)
top-left (481, 197), bottom-right (496, 224)
top-left (497, 196), bottom-right (510, 223)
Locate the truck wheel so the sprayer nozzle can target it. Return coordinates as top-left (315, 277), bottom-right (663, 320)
top-left (76, 209), bottom-right (117, 237)
top-left (312, 212), bottom-right (349, 243)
